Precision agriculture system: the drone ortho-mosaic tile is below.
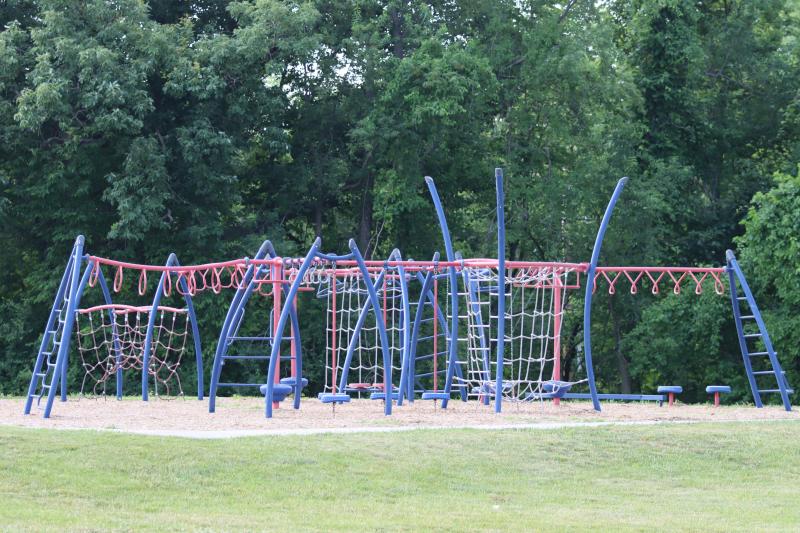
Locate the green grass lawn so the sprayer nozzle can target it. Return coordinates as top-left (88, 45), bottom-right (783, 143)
top-left (1, 421), bottom-right (799, 531)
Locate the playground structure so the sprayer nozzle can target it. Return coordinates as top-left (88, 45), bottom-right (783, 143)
top-left (25, 170), bottom-right (794, 419)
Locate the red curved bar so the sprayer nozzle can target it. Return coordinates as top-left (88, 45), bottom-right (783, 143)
top-left (78, 304), bottom-right (187, 314)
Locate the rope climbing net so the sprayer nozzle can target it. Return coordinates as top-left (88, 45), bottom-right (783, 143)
top-left (75, 305), bottom-right (189, 397)
top-left (322, 268), bottom-right (405, 395)
top-left (454, 265), bottom-right (578, 401)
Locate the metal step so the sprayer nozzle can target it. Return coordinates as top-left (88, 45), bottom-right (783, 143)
top-left (758, 389), bottom-right (794, 394)
top-left (744, 333), bottom-right (762, 339)
top-left (753, 370), bottom-right (785, 376)
top-left (221, 355), bottom-right (295, 361)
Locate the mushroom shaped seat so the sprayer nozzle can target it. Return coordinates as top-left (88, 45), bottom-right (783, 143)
top-left (280, 377), bottom-right (308, 389)
top-left (260, 383), bottom-right (293, 403)
top-left (657, 385), bottom-right (683, 407)
top-left (706, 385), bottom-right (731, 407)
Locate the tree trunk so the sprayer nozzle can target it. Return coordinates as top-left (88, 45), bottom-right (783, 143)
top-left (357, 173), bottom-right (374, 253)
top-left (608, 298), bottom-right (632, 394)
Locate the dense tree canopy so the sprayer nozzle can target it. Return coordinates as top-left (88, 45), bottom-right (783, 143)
top-left (1, 0), bottom-right (798, 403)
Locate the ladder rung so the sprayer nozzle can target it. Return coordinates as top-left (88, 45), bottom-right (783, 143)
top-left (749, 351), bottom-right (771, 356)
top-left (737, 296), bottom-right (748, 301)
top-left (758, 389), bottom-right (794, 394)
top-left (415, 370), bottom-right (447, 378)
top-left (753, 370), bottom-right (785, 376)
top-left (744, 333), bottom-right (762, 338)
top-left (222, 355), bottom-right (295, 361)
top-left (740, 315), bottom-right (755, 320)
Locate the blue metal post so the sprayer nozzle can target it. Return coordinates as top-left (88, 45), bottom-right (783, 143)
top-left (494, 168), bottom-right (506, 413)
top-left (60, 257), bottom-right (101, 401)
top-left (141, 254), bottom-right (178, 401)
top-left (424, 176), bottom-right (462, 407)
top-left (209, 240), bottom-right (276, 412)
top-left (172, 257), bottom-right (204, 400)
top-left (24, 241), bottom-right (76, 414)
top-left (43, 236), bottom-right (85, 418)
top-left (583, 177), bottom-right (628, 412)
top-left (350, 240), bottom-right (394, 415)
top-left (406, 253), bottom-right (439, 400)
top-left (338, 271), bottom-right (387, 392)
top-left (265, 239), bottom-right (322, 418)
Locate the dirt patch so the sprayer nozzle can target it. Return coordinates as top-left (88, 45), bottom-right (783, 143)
top-left (2, 396), bottom-right (796, 437)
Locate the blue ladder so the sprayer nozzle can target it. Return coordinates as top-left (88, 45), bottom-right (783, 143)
top-left (24, 236), bottom-right (85, 418)
top-left (726, 250), bottom-right (792, 411)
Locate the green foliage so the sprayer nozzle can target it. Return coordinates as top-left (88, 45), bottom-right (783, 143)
top-left (736, 170), bottom-right (800, 391)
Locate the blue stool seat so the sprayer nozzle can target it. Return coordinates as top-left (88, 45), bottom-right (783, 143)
top-left (657, 385), bottom-right (683, 394)
top-left (542, 380), bottom-right (574, 398)
top-left (706, 385), bottom-right (731, 394)
top-left (260, 383), bottom-right (293, 402)
top-left (280, 377), bottom-right (308, 388)
top-left (370, 392), bottom-right (401, 401)
top-left (318, 393), bottom-right (351, 404)
top-left (421, 392), bottom-right (449, 400)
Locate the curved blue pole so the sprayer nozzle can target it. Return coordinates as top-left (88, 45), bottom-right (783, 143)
top-left (350, 240), bottom-right (394, 415)
top-left (209, 240), bottom-right (276, 412)
top-left (424, 176), bottom-right (461, 408)
top-left (583, 177), bottom-right (628, 412)
top-left (494, 168), bottom-right (506, 413)
top-left (265, 238), bottom-right (322, 418)
top-left (406, 253), bottom-right (439, 401)
top-left (59, 256), bottom-right (95, 401)
top-left (337, 270), bottom-right (387, 393)
top-left (385, 250), bottom-right (411, 406)
top-left (172, 257), bottom-right (204, 400)
top-left (141, 253), bottom-right (179, 401)
top-left (407, 266), bottom-right (463, 400)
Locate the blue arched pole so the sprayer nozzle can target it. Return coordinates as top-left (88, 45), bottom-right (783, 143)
top-left (424, 176), bottom-right (462, 407)
top-left (141, 254), bottom-right (176, 401)
top-left (337, 270), bottom-right (387, 392)
top-left (61, 257), bottom-right (124, 401)
top-left (209, 240), bottom-right (275, 412)
top-left (494, 168), bottom-right (506, 413)
top-left (583, 177), bottom-right (628, 412)
top-left (265, 239), bottom-right (322, 418)
top-left (173, 257), bottom-right (204, 400)
top-left (141, 253), bottom-right (204, 401)
top-left (349, 240), bottom-right (394, 415)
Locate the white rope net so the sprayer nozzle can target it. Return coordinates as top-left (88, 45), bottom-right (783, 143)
top-left (74, 307), bottom-right (189, 397)
top-left (322, 269), bottom-right (404, 394)
top-left (453, 266), bottom-right (574, 401)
